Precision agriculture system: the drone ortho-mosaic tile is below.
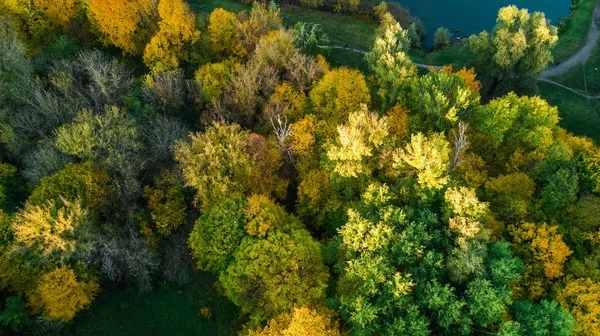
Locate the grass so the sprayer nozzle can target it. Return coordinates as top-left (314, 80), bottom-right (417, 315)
top-left (549, 40), bottom-right (600, 95)
top-left (66, 271), bottom-right (242, 336)
top-left (553, 0), bottom-right (597, 63)
top-left (539, 81), bottom-right (600, 143)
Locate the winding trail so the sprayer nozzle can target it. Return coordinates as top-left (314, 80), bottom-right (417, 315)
top-left (540, 1), bottom-right (600, 79)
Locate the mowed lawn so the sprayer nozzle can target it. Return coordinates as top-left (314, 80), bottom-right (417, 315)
top-left (66, 271), bottom-right (242, 336)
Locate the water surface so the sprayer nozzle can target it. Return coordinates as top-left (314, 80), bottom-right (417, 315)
top-left (396, 0), bottom-right (572, 45)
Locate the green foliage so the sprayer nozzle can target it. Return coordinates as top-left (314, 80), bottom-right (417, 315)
top-left (174, 122), bottom-right (287, 208)
top-left (291, 22), bottom-right (329, 55)
top-left (433, 27), bottom-right (451, 49)
top-left (405, 67), bottom-right (480, 132)
top-left (188, 194), bottom-right (246, 273)
top-left (471, 93), bottom-right (559, 151)
top-left (0, 296), bottom-right (28, 332)
top-left (468, 6), bottom-right (558, 86)
top-left (28, 162), bottom-right (112, 216)
top-left (511, 300), bottom-right (577, 336)
top-left (220, 228), bottom-right (328, 324)
top-left (365, 15), bottom-right (416, 109)
top-left (141, 170), bottom-right (187, 243)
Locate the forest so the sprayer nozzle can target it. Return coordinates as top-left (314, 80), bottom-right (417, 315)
top-left (0, 0), bottom-right (599, 335)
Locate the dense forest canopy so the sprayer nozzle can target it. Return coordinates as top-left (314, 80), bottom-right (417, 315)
top-left (0, 0), bottom-right (599, 335)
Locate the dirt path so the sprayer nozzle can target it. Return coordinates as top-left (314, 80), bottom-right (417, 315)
top-left (321, 45), bottom-right (442, 70)
top-left (540, 1), bottom-right (600, 79)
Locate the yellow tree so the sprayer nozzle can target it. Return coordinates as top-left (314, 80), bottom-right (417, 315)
top-left (87, 0), bottom-right (158, 54)
top-left (510, 222), bottom-right (572, 299)
top-left (207, 8), bottom-right (245, 58)
top-left (32, 0), bottom-right (80, 27)
top-left (558, 278), bottom-right (600, 336)
top-left (393, 132), bottom-right (451, 190)
top-left (247, 306), bottom-right (341, 336)
top-left (32, 266), bottom-right (99, 322)
top-left (327, 105), bottom-right (388, 178)
top-left (143, 0), bottom-right (200, 71)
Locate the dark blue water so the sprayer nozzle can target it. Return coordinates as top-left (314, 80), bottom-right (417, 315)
top-left (396, 0), bottom-right (572, 46)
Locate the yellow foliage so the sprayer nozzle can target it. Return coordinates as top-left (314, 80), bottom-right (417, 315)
top-left (87, 0), bottom-right (158, 54)
top-left (290, 115), bottom-right (318, 157)
top-left (33, 0), bottom-right (80, 27)
top-left (386, 105), bottom-right (409, 140)
top-left (33, 266), bottom-right (99, 322)
top-left (246, 306), bottom-right (341, 336)
top-left (264, 82), bottom-right (307, 122)
top-left (244, 194), bottom-right (279, 238)
top-left (327, 104), bottom-right (389, 178)
top-left (510, 222), bottom-right (572, 299)
top-left (143, 0), bottom-right (200, 71)
top-left (558, 278), bottom-right (600, 336)
top-left (195, 61), bottom-right (237, 105)
top-left (207, 8), bottom-right (245, 58)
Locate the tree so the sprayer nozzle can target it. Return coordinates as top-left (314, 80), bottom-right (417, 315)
top-left (247, 306), bottom-right (341, 336)
top-left (468, 6), bottom-right (558, 94)
top-left (236, 2), bottom-right (282, 55)
top-left (393, 132), bottom-right (451, 190)
top-left (444, 186), bottom-right (488, 244)
top-left (471, 93), bottom-right (559, 151)
top-left (511, 300), bottom-right (576, 336)
top-left (484, 172), bottom-right (535, 221)
top-left (291, 22), bottom-right (329, 55)
top-left (309, 68), bottom-right (370, 126)
top-left (558, 278), bottom-right (600, 336)
top-left (87, 0), bottom-right (158, 54)
top-left (433, 27), bottom-right (451, 49)
top-left (188, 194), bottom-right (246, 273)
top-left (32, 266), bottom-right (99, 322)
top-left (207, 8), bottom-right (244, 58)
top-left (405, 66), bottom-right (480, 133)
top-left (365, 14), bottom-right (416, 109)
top-left (220, 228), bottom-right (328, 324)
top-left (11, 198), bottom-right (96, 266)
top-left (326, 105), bottom-right (388, 178)
top-left (174, 123), bottom-right (287, 207)
top-left (510, 222), bottom-right (572, 299)
top-left (27, 162), bottom-right (111, 216)
top-left (195, 61), bottom-right (237, 105)
top-left (141, 170), bottom-right (187, 243)
top-left (143, 0), bottom-right (200, 71)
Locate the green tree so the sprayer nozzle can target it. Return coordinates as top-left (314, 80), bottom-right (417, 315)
top-left (393, 132), bottom-right (451, 190)
top-left (405, 66), bottom-right (480, 132)
top-left (365, 14), bottom-right (416, 109)
top-left (220, 228), bottom-right (328, 324)
top-left (511, 300), bottom-right (576, 336)
top-left (468, 6), bottom-right (558, 94)
top-left (27, 162), bottom-right (111, 216)
top-left (174, 123), bottom-right (287, 208)
top-left (291, 22), bottom-right (329, 55)
top-left (433, 27), bottom-right (451, 49)
top-left (188, 194), bottom-right (246, 273)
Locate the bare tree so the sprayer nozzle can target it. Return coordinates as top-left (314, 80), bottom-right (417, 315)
top-left (270, 114), bottom-right (293, 161)
top-left (448, 121), bottom-right (469, 174)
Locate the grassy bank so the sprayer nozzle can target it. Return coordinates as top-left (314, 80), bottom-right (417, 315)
top-left (549, 40), bottom-right (600, 95)
top-left (539, 82), bottom-right (600, 143)
top-left (553, 0), bottom-right (597, 63)
top-left (66, 272), bottom-right (242, 336)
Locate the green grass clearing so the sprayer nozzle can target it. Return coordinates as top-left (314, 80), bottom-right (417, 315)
top-left (66, 271), bottom-right (242, 336)
top-left (549, 40), bottom-right (600, 96)
top-left (539, 81), bottom-right (600, 143)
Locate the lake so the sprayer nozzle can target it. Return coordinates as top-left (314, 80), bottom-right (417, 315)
top-left (396, 0), bottom-right (573, 46)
